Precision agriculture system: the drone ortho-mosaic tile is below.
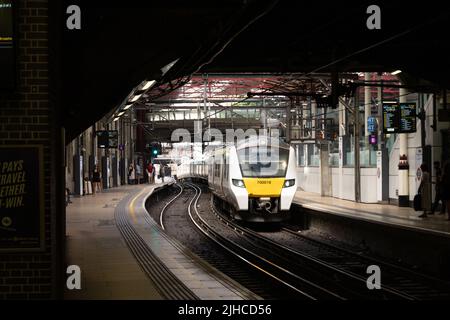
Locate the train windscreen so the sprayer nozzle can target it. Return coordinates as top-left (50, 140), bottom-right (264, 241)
top-left (237, 146), bottom-right (289, 177)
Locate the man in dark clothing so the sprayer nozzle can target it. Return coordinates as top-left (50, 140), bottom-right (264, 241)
top-left (431, 161), bottom-right (446, 215)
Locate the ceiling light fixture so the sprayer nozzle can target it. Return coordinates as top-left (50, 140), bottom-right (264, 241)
top-left (391, 70), bottom-right (402, 75)
top-left (142, 80), bottom-right (156, 91)
top-left (161, 59), bottom-right (179, 76)
top-left (131, 94), bottom-right (142, 102)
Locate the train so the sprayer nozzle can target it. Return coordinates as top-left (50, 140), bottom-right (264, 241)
top-left (178, 136), bottom-right (297, 222)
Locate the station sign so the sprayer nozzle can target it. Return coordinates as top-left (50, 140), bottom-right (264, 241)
top-left (382, 102), bottom-right (416, 134)
top-left (0, 0), bottom-right (15, 90)
top-left (96, 130), bottom-right (119, 148)
top-left (367, 116), bottom-right (377, 133)
top-left (0, 146), bottom-right (45, 251)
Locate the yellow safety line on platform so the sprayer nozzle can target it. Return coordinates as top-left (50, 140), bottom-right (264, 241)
top-left (128, 188), bottom-right (149, 224)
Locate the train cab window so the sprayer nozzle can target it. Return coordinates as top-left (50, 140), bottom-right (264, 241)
top-left (237, 146), bottom-right (289, 177)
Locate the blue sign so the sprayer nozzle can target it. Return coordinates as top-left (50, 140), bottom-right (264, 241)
top-left (367, 116), bottom-right (377, 133)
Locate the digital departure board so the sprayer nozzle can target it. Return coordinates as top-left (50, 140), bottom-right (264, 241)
top-left (383, 103), bottom-right (399, 133)
top-left (96, 130), bottom-right (119, 149)
top-left (383, 103), bottom-right (416, 134)
top-left (399, 103), bottom-right (416, 133)
top-left (0, 0), bottom-right (14, 90)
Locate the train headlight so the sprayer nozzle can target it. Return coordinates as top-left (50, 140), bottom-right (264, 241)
top-left (283, 179), bottom-right (295, 188)
top-left (232, 179), bottom-right (246, 188)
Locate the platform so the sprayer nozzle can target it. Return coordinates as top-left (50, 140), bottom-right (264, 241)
top-left (293, 191), bottom-right (450, 237)
top-left (65, 183), bottom-right (258, 300)
top-left (65, 185), bottom-right (163, 299)
top-left (293, 191), bottom-right (450, 278)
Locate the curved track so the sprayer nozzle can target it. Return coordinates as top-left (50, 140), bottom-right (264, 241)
top-left (159, 183), bottom-right (184, 230)
top-left (185, 182), bottom-right (346, 300)
top-left (207, 184), bottom-right (450, 300)
top-left (149, 181), bottom-right (450, 300)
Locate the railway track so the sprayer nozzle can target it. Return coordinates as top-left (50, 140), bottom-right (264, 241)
top-left (205, 186), bottom-right (450, 300)
top-left (185, 182), bottom-right (346, 300)
top-left (150, 181), bottom-right (450, 300)
top-left (278, 226), bottom-right (450, 300)
top-left (148, 183), bottom-right (302, 299)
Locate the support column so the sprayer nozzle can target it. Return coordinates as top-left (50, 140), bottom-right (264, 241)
top-left (364, 72), bottom-right (371, 137)
top-left (338, 100), bottom-right (345, 199)
top-left (398, 87), bottom-right (409, 206)
top-left (311, 99), bottom-right (317, 139)
top-left (320, 143), bottom-right (331, 196)
top-left (354, 89), bottom-right (361, 202)
top-left (286, 100), bottom-right (292, 142)
top-left (339, 100), bottom-right (345, 136)
top-left (203, 74), bottom-right (209, 130)
top-left (376, 74), bottom-right (389, 202)
top-left (261, 98), bottom-right (267, 129)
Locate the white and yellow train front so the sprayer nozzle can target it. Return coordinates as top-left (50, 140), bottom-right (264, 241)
top-left (208, 139), bottom-right (297, 222)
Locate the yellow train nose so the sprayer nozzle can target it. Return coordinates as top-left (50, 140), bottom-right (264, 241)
top-left (242, 178), bottom-right (285, 197)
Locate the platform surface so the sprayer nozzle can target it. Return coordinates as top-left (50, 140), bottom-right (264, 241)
top-left (128, 184), bottom-right (258, 300)
top-left (65, 183), bottom-right (257, 300)
top-left (294, 191), bottom-right (450, 237)
top-left (65, 185), bottom-right (163, 299)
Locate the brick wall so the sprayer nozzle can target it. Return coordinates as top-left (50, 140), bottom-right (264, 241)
top-left (0, 0), bottom-right (60, 299)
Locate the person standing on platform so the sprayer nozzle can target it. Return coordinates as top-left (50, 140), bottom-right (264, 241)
top-left (418, 163), bottom-right (432, 218)
top-left (431, 161), bottom-right (446, 215)
top-left (147, 162), bottom-right (154, 184)
top-left (441, 162), bottom-right (450, 221)
top-left (92, 165), bottom-right (102, 194)
top-left (136, 163), bottom-right (142, 184)
top-left (128, 163), bottom-right (135, 185)
top-left (159, 164), bottom-right (165, 183)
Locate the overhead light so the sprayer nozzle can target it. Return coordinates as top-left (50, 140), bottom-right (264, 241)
top-left (142, 80), bottom-right (156, 91)
top-left (113, 117), bottom-right (119, 122)
top-left (391, 70), bottom-right (402, 75)
top-left (123, 104), bottom-right (132, 110)
top-left (117, 111), bottom-right (125, 117)
top-left (161, 58), bottom-right (179, 76)
top-left (131, 94), bottom-right (142, 102)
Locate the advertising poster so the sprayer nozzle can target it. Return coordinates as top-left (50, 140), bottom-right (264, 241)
top-left (0, 146), bottom-right (45, 251)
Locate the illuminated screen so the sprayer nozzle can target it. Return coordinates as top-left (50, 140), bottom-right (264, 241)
top-left (0, 0), bottom-right (14, 90)
top-left (383, 102), bottom-right (416, 134)
top-left (399, 103), bottom-right (416, 133)
top-left (382, 103), bottom-right (399, 133)
top-left (96, 130), bottom-right (119, 149)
